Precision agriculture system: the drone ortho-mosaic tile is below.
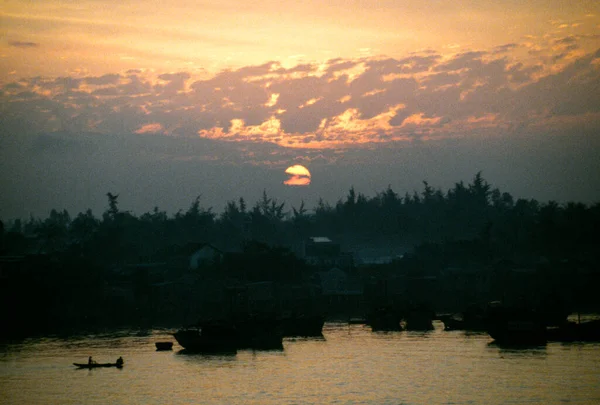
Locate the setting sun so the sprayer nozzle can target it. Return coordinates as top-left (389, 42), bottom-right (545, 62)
top-left (284, 164), bottom-right (311, 186)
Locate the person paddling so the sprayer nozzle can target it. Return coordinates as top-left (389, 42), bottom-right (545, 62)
top-left (116, 357), bottom-right (124, 367)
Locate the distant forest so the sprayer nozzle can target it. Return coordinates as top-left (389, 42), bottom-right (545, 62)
top-left (2, 172), bottom-right (599, 265)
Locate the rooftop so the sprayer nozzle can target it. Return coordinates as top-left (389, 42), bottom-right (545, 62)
top-left (309, 237), bottom-right (333, 243)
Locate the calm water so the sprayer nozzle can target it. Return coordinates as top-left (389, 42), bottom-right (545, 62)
top-left (1, 321), bottom-right (599, 405)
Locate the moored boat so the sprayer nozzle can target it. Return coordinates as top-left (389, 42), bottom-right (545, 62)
top-left (234, 314), bottom-right (284, 350)
top-left (367, 306), bottom-right (404, 332)
top-left (441, 303), bottom-right (489, 331)
top-left (155, 341), bottom-right (174, 351)
top-left (404, 306), bottom-right (435, 331)
top-left (485, 301), bottom-right (547, 345)
top-left (173, 321), bottom-right (238, 353)
top-left (487, 319), bottom-right (547, 345)
top-left (280, 313), bottom-right (325, 337)
top-left (547, 318), bottom-right (600, 342)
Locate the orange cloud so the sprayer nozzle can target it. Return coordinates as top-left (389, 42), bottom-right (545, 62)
top-left (284, 175), bottom-right (311, 186)
top-left (3, 35), bottom-right (600, 150)
top-left (265, 93), bottom-right (279, 107)
top-left (135, 123), bottom-right (163, 134)
top-left (400, 113), bottom-right (443, 128)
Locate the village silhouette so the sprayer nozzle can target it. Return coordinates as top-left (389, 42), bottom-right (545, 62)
top-left (1, 172), bottom-right (598, 340)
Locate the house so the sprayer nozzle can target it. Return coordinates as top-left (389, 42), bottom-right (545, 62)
top-left (303, 237), bottom-right (353, 270)
top-left (189, 244), bottom-right (224, 270)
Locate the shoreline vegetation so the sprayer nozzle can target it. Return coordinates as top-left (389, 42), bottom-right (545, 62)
top-left (1, 173), bottom-right (598, 339)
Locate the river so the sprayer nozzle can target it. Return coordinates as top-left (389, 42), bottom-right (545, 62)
top-left (1, 321), bottom-right (599, 405)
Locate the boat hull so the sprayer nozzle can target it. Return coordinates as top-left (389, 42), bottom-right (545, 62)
top-left (173, 329), bottom-right (238, 353)
top-left (487, 320), bottom-right (547, 345)
top-left (155, 341), bottom-right (174, 351)
top-left (280, 314), bottom-right (325, 337)
top-left (73, 363), bottom-right (122, 369)
top-left (547, 320), bottom-right (600, 342)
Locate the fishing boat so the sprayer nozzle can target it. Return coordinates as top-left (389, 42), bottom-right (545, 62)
top-left (73, 357), bottom-right (124, 369)
top-left (234, 315), bottom-right (284, 350)
top-left (485, 301), bottom-right (547, 345)
top-left (280, 313), bottom-right (325, 337)
top-left (487, 319), bottom-right (547, 345)
top-left (155, 341), bottom-right (174, 351)
top-left (173, 321), bottom-right (239, 353)
top-left (546, 317), bottom-right (600, 342)
top-left (404, 306), bottom-right (435, 331)
top-left (440, 303), bottom-right (489, 331)
top-left (73, 362), bottom-right (123, 369)
top-left (367, 306), bottom-right (404, 332)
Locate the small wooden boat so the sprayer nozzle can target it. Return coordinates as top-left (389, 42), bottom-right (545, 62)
top-left (440, 303), bottom-right (489, 331)
top-left (174, 321), bottom-right (239, 353)
top-left (486, 302), bottom-right (547, 346)
top-left (235, 316), bottom-right (284, 350)
top-left (547, 319), bottom-right (600, 342)
top-left (487, 319), bottom-right (547, 345)
top-left (280, 313), bottom-right (325, 337)
top-left (74, 356), bottom-right (124, 369)
top-left (73, 362), bottom-right (123, 369)
top-left (367, 306), bottom-right (403, 332)
top-left (155, 341), bottom-right (174, 351)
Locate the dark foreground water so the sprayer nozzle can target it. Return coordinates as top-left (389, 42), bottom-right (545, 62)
top-left (1, 321), bottom-right (599, 405)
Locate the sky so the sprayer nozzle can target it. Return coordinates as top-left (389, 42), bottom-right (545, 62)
top-left (1, 1), bottom-right (599, 221)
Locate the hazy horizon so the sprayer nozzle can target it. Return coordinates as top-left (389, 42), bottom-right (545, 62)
top-left (2, 128), bottom-right (599, 221)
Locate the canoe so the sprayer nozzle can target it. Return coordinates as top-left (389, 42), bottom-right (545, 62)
top-left (73, 362), bottom-right (123, 369)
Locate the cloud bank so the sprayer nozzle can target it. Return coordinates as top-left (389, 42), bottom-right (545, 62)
top-left (2, 33), bottom-right (599, 150)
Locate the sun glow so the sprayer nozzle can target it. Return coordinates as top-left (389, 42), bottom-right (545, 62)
top-left (284, 164), bottom-right (311, 186)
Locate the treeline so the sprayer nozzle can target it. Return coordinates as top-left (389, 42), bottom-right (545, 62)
top-left (1, 172), bottom-right (599, 337)
top-left (1, 172), bottom-right (599, 265)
